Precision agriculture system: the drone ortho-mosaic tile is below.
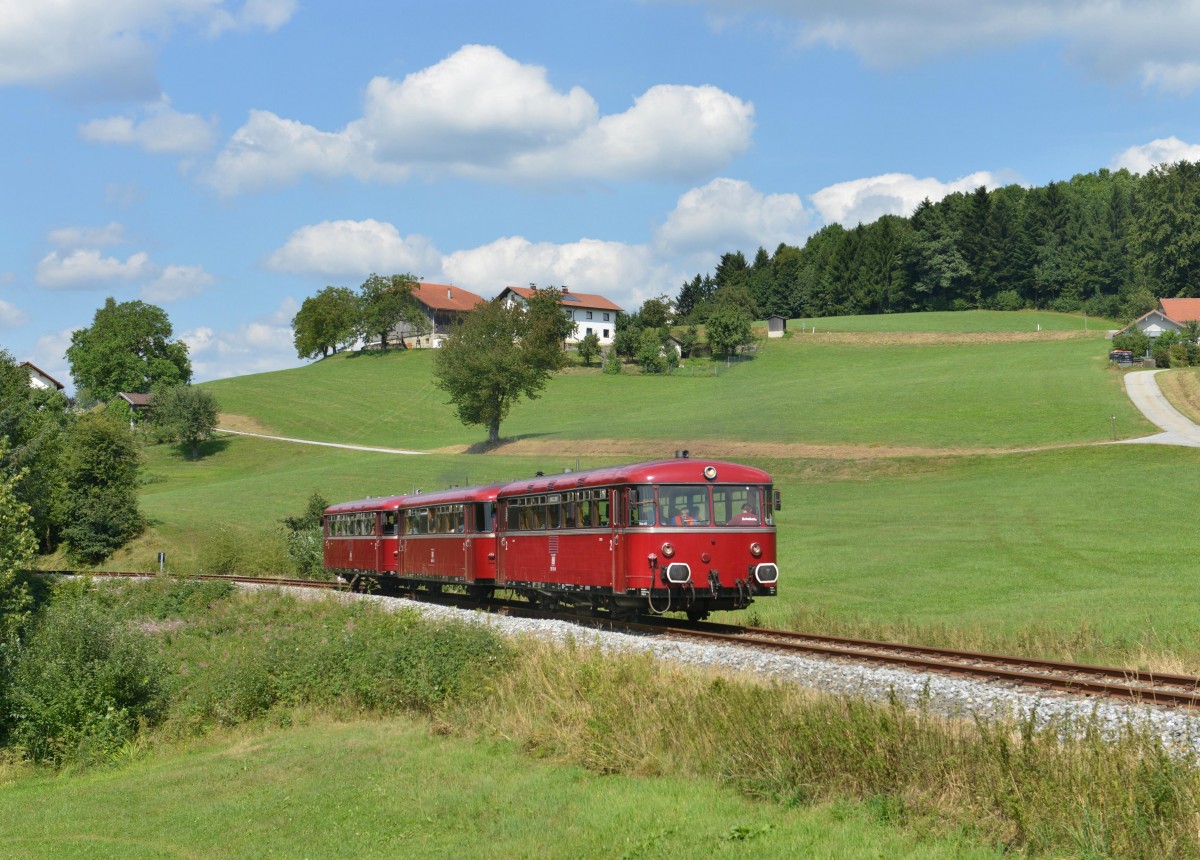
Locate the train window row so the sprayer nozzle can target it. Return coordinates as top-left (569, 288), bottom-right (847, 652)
top-left (505, 488), bottom-right (612, 531)
top-left (326, 512), bottom-right (378, 537)
top-left (633, 484), bottom-right (774, 527)
top-left (406, 504), bottom-right (466, 535)
top-left (326, 511), bottom-right (398, 537)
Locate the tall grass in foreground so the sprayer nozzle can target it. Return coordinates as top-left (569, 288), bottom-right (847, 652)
top-left (461, 641), bottom-right (1200, 858)
top-left (11, 581), bottom-right (1200, 858)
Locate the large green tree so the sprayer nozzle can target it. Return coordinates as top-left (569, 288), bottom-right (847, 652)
top-left (433, 296), bottom-right (564, 444)
top-left (292, 286), bottom-right (360, 359)
top-left (59, 412), bottom-right (143, 565)
top-left (0, 351), bottom-right (69, 550)
top-left (358, 273), bottom-right (425, 349)
top-left (0, 446), bottom-right (35, 638)
top-left (151, 384), bottom-right (220, 461)
top-left (66, 298), bottom-right (191, 402)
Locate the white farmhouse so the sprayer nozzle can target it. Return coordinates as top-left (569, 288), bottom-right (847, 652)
top-left (21, 361), bottom-right (64, 391)
top-left (496, 285), bottom-right (624, 345)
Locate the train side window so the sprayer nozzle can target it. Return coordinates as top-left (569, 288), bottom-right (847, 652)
top-left (575, 496), bottom-right (592, 528)
top-left (595, 492), bottom-right (611, 528)
top-left (546, 496), bottom-right (562, 529)
top-left (383, 512), bottom-right (397, 536)
top-left (628, 485), bottom-right (655, 526)
top-left (506, 503), bottom-right (523, 531)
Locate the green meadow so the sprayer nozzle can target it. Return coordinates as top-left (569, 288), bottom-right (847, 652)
top-left (791, 308), bottom-right (1116, 333)
top-left (204, 323), bottom-right (1146, 452)
top-left (0, 718), bottom-right (994, 860)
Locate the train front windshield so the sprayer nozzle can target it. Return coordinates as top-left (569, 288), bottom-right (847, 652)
top-left (628, 485), bottom-right (774, 527)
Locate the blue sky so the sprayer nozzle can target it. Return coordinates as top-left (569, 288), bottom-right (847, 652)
top-left (5, 1), bottom-right (1200, 389)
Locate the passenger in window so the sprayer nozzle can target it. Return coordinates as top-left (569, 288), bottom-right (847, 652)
top-left (673, 506), bottom-right (695, 526)
top-left (727, 503), bottom-right (759, 525)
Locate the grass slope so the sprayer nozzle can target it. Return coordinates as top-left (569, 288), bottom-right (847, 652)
top-left (0, 720), bottom-right (996, 859)
top-left (791, 308), bottom-right (1116, 332)
top-left (203, 328), bottom-right (1148, 451)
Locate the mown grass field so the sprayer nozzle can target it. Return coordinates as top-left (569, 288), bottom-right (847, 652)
top-left (791, 308), bottom-right (1116, 333)
top-left (202, 313), bottom-right (1148, 452)
top-left (0, 718), bottom-right (995, 859)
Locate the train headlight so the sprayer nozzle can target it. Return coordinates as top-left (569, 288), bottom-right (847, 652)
top-left (703, 465), bottom-right (718, 480)
top-left (749, 542), bottom-right (763, 557)
top-left (661, 542), bottom-right (675, 558)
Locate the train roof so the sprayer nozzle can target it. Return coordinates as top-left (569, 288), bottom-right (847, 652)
top-left (324, 495), bottom-right (409, 515)
top-left (497, 458), bottom-right (771, 498)
top-left (323, 459), bottom-right (771, 515)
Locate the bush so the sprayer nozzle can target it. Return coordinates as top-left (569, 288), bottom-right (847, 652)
top-left (6, 597), bottom-right (165, 764)
top-left (993, 290), bottom-right (1024, 311)
top-left (170, 597), bottom-right (509, 729)
top-left (603, 349), bottom-right (622, 375)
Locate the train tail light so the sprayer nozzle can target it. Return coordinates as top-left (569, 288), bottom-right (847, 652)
top-left (749, 542), bottom-right (762, 558)
top-left (660, 542), bottom-right (675, 558)
top-left (665, 562), bottom-right (691, 585)
top-left (753, 563), bottom-right (778, 585)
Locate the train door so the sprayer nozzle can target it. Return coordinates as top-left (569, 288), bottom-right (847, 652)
top-left (610, 488), bottom-right (624, 595)
top-left (494, 500), bottom-right (510, 587)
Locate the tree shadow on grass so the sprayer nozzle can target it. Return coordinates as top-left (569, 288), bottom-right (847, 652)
top-left (463, 433), bottom-right (554, 455)
top-left (345, 347), bottom-right (412, 361)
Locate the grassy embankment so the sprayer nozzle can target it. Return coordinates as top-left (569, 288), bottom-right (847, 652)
top-left (5, 579), bottom-right (1196, 859)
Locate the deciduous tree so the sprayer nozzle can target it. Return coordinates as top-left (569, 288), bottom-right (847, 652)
top-left (60, 412), bottom-right (143, 565)
top-left (433, 298), bottom-right (562, 444)
top-left (66, 298), bottom-right (191, 402)
top-left (358, 273), bottom-right (424, 349)
top-left (292, 286), bottom-right (360, 359)
top-left (151, 384), bottom-right (220, 460)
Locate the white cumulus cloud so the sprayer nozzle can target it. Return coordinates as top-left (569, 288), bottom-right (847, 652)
top-left (36, 236), bottom-right (216, 300)
top-left (685, 1), bottom-right (1200, 94)
top-left (0, 1), bottom-right (296, 98)
top-left (810, 170), bottom-right (1014, 226)
top-left (142, 265), bottom-right (216, 302)
top-left (181, 298), bottom-right (301, 382)
top-left (443, 237), bottom-right (666, 312)
top-left (206, 45), bottom-right (754, 194)
top-left (81, 96), bottom-right (217, 155)
top-left (47, 222), bottom-right (127, 249)
top-left (0, 299), bottom-right (28, 329)
top-left (1110, 136), bottom-right (1200, 173)
top-left (264, 220), bottom-right (443, 278)
top-left (36, 249), bottom-right (156, 290)
top-left (655, 178), bottom-right (810, 255)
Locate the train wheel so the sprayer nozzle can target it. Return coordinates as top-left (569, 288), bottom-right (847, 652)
top-left (467, 583), bottom-right (493, 606)
top-left (686, 606), bottom-right (710, 623)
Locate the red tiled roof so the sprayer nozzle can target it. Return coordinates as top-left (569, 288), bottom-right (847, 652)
top-left (412, 282), bottom-right (484, 312)
top-left (118, 392), bottom-right (153, 407)
top-left (499, 286), bottom-right (624, 313)
top-left (1158, 298), bottom-right (1200, 323)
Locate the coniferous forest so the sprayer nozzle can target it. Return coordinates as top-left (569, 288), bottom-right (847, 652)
top-left (676, 162), bottom-right (1200, 326)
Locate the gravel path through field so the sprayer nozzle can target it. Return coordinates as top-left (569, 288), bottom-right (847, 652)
top-left (1118, 370), bottom-right (1200, 448)
top-left (215, 428), bottom-right (426, 455)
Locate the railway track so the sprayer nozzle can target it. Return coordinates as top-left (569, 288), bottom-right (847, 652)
top-left (43, 569), bottom-right (1200, 709)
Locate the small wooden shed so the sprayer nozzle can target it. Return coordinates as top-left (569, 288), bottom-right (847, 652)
top-left (767, 315), bottom-right (787, 338)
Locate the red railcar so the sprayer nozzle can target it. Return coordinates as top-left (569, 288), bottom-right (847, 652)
top-left (323, 456), bottom-right (779, 620)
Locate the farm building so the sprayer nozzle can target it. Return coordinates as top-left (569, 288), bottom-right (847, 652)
top-left (497, 285), bottom-right (624, 345)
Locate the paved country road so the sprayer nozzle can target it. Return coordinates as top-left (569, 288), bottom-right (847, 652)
top-left (1120, 370), bottom-right (1200, 448)
top-left (215, 428), bottom-right (426, 455)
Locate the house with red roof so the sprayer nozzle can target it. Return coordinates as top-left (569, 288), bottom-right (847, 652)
top-left (389, 281), bottom-right (485, 348)
top-left (1120, 298), bottom-right (1200, 341)
top-left (496, 285), bottom-right (624, 345)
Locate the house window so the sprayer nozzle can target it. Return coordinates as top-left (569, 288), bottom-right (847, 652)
top-left (586, 327), bottom-right (593, 335)
top-left (603, 329), bottom-right (610, 338)
top-left (603, 313), bottom-right (610, 321)
top-left (586, 311), bottom-right (593, 320)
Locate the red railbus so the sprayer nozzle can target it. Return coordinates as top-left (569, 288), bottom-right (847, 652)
top-left (323, 456), bottom-right (779, 619)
